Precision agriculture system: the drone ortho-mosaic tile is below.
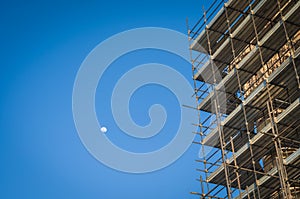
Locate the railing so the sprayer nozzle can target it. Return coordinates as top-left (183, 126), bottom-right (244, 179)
top-left (189, 0), bottom-right (225, 40)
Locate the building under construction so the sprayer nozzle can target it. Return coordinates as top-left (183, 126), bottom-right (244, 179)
top-left (187, 0), bottom-right (300, 198)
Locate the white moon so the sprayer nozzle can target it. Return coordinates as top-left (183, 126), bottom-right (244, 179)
top-left (100, 126), bottom-right (107, 133)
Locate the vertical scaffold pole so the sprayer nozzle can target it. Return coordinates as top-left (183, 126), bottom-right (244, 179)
top-left (203, 7), bottom-right (232, 199)
top-left (276, 0), bottom-right (300, 89)
top-left (226, 1), bottom-right (262, 198)
top-left (186, 17), bottom-right (211, 197)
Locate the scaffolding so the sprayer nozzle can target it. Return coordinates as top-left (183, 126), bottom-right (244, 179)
top-left (187, 0), bottom-right (300, 198)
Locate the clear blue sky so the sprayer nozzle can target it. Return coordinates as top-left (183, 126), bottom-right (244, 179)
top-left (0, 0), bottom-right (211, 198)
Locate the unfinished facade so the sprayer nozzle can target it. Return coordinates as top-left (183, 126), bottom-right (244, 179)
top-left (187, 0), bottom-right (300, 198)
